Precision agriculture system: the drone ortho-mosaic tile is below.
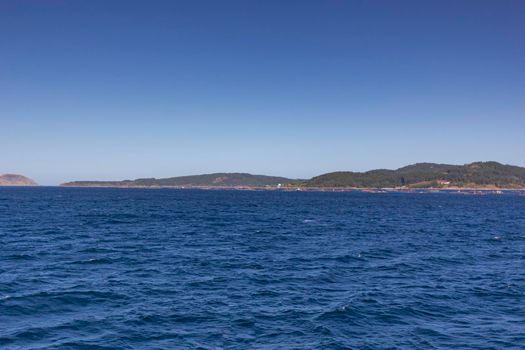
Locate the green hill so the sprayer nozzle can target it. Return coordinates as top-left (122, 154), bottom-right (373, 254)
top-left (304, 162), bottom-right (525, 188)
top-left (62, 173), bottom-right (297, 188)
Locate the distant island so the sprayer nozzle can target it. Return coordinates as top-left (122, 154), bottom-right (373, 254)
top-left (62, 173), bottom-right (299, 188)
top-left (0, 174), bottom-right (38, 186)
top-left (61, 162), bottom-right (525, 190)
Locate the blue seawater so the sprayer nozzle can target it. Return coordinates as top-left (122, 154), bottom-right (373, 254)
top-left (1, 187), bottom-right (524, 349)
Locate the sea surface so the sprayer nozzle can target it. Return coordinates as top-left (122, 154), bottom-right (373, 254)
top-left (1, 188), bottom-right (524, 349)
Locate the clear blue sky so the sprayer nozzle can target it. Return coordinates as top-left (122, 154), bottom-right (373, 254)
top-left (1, 0), bottom-right (524, 185)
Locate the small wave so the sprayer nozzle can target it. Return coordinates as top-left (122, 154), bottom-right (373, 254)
top-left (334, 254), bottom-right (364, 263)
top-left (5, 254), bottom-right (35, 260)
top-left (74, 257), bottom-right (116, 264)
top-left (316, 303), bottom-right (363, 323)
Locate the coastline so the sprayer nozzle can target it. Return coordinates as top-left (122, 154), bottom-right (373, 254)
top-left (56, 184), bottom-right (525, 194)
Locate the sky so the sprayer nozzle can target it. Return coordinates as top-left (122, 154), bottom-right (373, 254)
top-left (1, 0), bottom-right (524, 185)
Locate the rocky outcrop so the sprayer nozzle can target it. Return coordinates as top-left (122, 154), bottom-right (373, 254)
top-left (0, 174), bottom-right (38, 186)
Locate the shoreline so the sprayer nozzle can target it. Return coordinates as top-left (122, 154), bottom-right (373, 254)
top-left (54, 185), bottom-right (525, 193)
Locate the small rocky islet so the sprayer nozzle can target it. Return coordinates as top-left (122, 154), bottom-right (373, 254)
top-left (0, 174), bottom-right (37, 186)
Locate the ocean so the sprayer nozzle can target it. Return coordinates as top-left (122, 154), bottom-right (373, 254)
top-left (1, 187), bottom-right (524, 349)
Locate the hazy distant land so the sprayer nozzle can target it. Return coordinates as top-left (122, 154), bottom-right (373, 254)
top-left (0, 174), bottom-right (38, 186)
top-left (59, 162), bottom-right (525, 190)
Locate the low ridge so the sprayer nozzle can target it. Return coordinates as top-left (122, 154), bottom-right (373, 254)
top-left (62, 173), bottom-right (298, 188)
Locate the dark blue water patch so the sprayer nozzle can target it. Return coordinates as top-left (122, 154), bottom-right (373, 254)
top-left (1, 187), bottom-right (524, 349)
